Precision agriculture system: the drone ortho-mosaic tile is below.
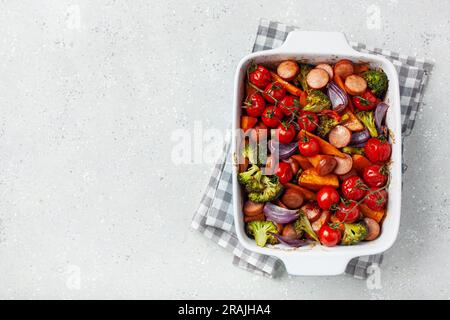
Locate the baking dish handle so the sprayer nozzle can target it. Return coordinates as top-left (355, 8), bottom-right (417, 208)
top-left (277, 31), bottom-right (360, 56)
top-left (278, 253), bottom-right (356, 276)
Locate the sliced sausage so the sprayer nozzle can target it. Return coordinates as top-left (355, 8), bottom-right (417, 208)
top-left (281, 223), bottom-right (299, 239)
top-left (315, 63), bottom-right (334, 79)
top-left (281, 188), bottom-right (304, 209)
top-left (306, 68), bottom-right (330, 89)
top-left (244, 213), bottom-right (265, 222)
top-left (333, 154), bottom-right (353, 175)
top-left (333, 59), bottom-right (354, 79)
top-left (364, 217), bottom-right (381, 241)
top-left (301, 202), bottom-right (321, 223)
top-left (344, 74), bottom-right (367, 95)
top-left (329, 125), bottom-right (351, 148)
top-left (338, 168), bottom-right (358, 181)
top-left (312, 210), bottom-right (331, 234)
top-left (277, 60), bottom-right (300, 81)
top-left (243, 200), bottom-right (264, 216)
top-left (316, 155), bottom-right (337, 176)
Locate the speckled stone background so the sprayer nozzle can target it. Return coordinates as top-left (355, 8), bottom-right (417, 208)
top-left (0, 0), bottom-right (448, 299)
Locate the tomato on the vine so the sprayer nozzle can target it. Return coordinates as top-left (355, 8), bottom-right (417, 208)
top-left (298, 134), bottom-right (320, 157)
top-left (261, 106), bottom-right (284, 128)
top-left (248, 65), bottom-right (271, 89)
top-left (263, 82), bottom-right (286, 103)
top-left (277, 122), bottom-right (296, 144)
top-left (365, 137), bottom-right (392, 163)
top-left (275, 162), bottom-right (293, 184)
top-left (364, 188), bottom-right (388, 211)
top-left (352, 90), bottom-right (378, 111)
top-left (297, 111), bottom-right (319, 132)
top-left (245, 93), bottom-right (266, 117)
top-left (279, 95), bottom-right (300, 117)
top-left (317, 186), bottom-right (340, 210)
top-left (341, 176), bottom-right (367, 201)
top-left (334, 201), bottom-right (360, 223)
top-left (318, 224), bottom-right (342, 247)
top-left (363, 164), bottom-right (388, 188)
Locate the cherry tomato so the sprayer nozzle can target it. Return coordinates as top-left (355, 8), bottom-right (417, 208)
top-left (364, 188), bottom-right (388, 211)
top-left (297, 111), bottom-right (319, 132)
top-left (249, 122), bottom-right (268, 142)
top-left (363, 164), bottom-right (388, 188)
top-left (318, 224), bottom-right (342, 247)
top-left (246, 93), bottom-right (266, 117)
top-left (365, 137), bottom-right (392, 163)
top-left (317, 186), bottom-right (340, 210)
top-left (352, 90), bottom-right (378, 111)
top-left (248, 65), bottom-right (272, 89)
top-left (341, 176), bottom-right (367, 201)
top-left (298, 134), bottom-right (320, 157)
top-left (261, 106), bottom-right (284, 128)
top-left (335, 201), bottom-right (360, 223)
top-left (263, 82), bottom-right (286, 104)
top-left (276, 162), bottom-right (294, 184)
top-left (277, 122), bottom-right (296, 144)
top-left (279, 95), bottom-right (300, 116)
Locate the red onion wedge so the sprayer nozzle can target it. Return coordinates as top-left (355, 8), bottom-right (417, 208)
top-left (350, 128), bottom-right (370, 145)
top-left (268, 140), bottom-right (298, 160)
top-left (327, 81), bottom-right (348, 113)
top-left (270, 233), bottom-right (314, 248)
top-left (375, 102), bottom-right (389, 134)
top-left (263, 203), bottom-right (299, 224)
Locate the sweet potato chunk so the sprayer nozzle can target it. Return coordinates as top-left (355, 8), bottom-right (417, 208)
top-left (291, 154), bottom-right (313, 170)
top-left (359, 203), bottom-right (386, 223)
top-left (298, 169), bottom-right (339, 191)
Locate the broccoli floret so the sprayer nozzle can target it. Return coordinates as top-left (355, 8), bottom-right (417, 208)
top-left (316, 115), bottom-right (339, 138)
top-left (363, 70), bottom-right (388, 99)
top-left (294, 210), bottom-right (319, 242)
top-left (248, 175), bottom-right (283, 203)
top-left (341, 222), bottom-right (368, 245)
top-left (238, 164), bottom-right (265, 193)
top-left (342, 146), bottom-right (365, 155)
top-left (242, 144), bottom-right (267, 166)
top-left (246, 221), bottom-right (278, 247)
top-left (302, 90), bottom-right (332, 113)
top-left (355, 110), bottom-right (378, 138)
top-left (294, 63), bottom-right (314, 92)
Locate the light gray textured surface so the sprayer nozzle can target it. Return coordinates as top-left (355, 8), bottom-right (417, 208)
top-left (0, 0), bottom-right (448, 299)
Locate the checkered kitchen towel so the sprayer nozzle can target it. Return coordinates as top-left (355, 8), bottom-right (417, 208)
top-left (191, 19), bottom-right (434, 278)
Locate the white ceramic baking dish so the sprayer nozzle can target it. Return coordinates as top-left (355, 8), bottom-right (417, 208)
top-left (232, 31), bottom-right (402, 276)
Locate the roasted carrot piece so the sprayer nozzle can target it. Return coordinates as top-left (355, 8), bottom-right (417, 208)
top-left (291, 154), bottom-right (313, 170)
top-left (359, 203), bottom-right (386, 223)
top-left (298, 130), bottom-right (347, 158)
top-left (285, 182), bottom-right (316, 201)
top-left (270, 71), bottom-right (304, 96)
top-left (352, 154), bottom-right (373, 174)
top-left (244, 213), bottom-right (265, 223)
top-left (298, 169), bottom-right (339, 191)
top-left (333, 74), bottom-right (346, 92)
top-left (299, 90), bottom-right (308, 107)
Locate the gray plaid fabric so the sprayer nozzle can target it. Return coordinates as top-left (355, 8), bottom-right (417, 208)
top-left (192, 19), bottom-right (434, 278)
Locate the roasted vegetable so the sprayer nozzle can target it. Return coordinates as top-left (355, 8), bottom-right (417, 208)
top-left (317, 115), bottom-right (339, 138)
top-left (341, 222), bottom-right (369, 245)
top-left (355, 110), bottom-right (378, 138)
top-left (248, 175), bottom-right (283, 203)
top-left (242, 143), bottom-right (267, 165)
top-left (238, 164), bottom-right (264, 193)
top-left (294, 63), bottom-right (314, 92)
top-left (342, 146), bottom-right (365, 155)
top-left (294, 210), bottom-right (319, 242)
top-left (363, 70), bottom-right (388, 99)
top-left (302, 90), bottom-right (332, 113)
top-left (246, 220), bottom-right (278, 247)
